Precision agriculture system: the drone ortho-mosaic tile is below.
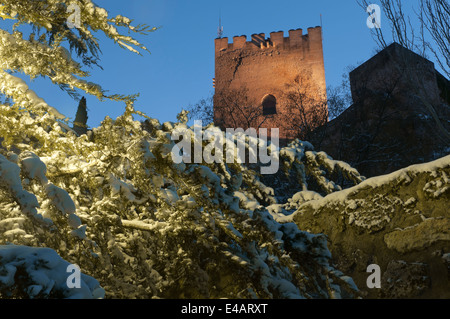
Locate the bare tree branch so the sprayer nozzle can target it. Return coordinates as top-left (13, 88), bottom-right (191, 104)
top-left (282, 74), bottom-right (328, 140)
top-left (358, 0), bottom-right (449, 77)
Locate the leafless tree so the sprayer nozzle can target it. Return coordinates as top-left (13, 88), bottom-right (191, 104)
top-left (213, 87), bottom-right (276, 131)
top-left (186, 94), bottom-right (214, 124)
top-left (192, 75), bottom-right (336, 141)
top-left (326, 69), bottom-right (354, 120)
top-left (358, 0), bottom-right (449, 77)
top-left (420, 0), bottom-right (450, 77)
top-left (187, 89), bottom-right (269, 129)
top-left (282, 75), bottom-right (328, 140)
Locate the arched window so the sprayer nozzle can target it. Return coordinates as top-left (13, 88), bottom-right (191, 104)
top-left (262, 94), bottom-right (277, 115)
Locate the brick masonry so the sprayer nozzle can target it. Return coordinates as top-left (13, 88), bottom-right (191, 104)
top-left (213, 27), bottom-right (327, 141)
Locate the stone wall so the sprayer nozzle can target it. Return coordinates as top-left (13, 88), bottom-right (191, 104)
top-left (293, 155), bottom-right (450, 298)
top-left (308, 43), bottom-right (450, 177)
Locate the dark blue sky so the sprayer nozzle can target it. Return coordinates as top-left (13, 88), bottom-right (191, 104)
top-left (5, 0), bottom-right (431, 128)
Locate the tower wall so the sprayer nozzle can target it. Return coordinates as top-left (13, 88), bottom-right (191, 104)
top-left (214, 26), bottom-right (327, 141)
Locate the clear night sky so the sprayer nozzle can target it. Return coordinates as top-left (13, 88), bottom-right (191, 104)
top-left (3, 0), bottom-right (430, 128)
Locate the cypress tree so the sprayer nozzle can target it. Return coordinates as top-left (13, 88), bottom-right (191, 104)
top-left (73, 97), bottom-right (88, 136)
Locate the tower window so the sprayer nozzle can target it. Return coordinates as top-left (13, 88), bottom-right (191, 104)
top-left (262, 94), bottom-right (277, 115)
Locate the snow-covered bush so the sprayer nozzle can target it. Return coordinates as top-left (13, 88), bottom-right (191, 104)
top-left (0, 0), bottom-right (366, 299)
top-left (0, 101), bottom-right (363, 298)
top-left (0, 245), bottom-right (104, 299)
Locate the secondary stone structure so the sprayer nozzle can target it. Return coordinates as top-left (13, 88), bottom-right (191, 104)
top-left (213, 27), bottom-right (327, 141)
top-left (308, 43), bottom-right (450, 177)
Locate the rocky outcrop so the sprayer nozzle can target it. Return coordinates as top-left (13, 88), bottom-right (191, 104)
top-left (293, 154), bottom-right (450, 298)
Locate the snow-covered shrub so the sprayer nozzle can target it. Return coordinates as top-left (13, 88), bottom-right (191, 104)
top-left (0, 245), bottom-right (104, 299)
top-left (0, 102), bottom-right (362, 298)
top-left (0, 0), bottom-right (367, 299)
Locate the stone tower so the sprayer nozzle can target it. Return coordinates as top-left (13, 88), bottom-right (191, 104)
top-left (214, 26), bottom-right (327, 141)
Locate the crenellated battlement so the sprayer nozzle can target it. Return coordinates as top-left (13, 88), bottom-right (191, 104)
top-left (215, 26), bottom-right (322, 53)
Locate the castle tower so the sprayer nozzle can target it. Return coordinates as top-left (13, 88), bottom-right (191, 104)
top-left (213, 26), bottom-right (327, 142)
